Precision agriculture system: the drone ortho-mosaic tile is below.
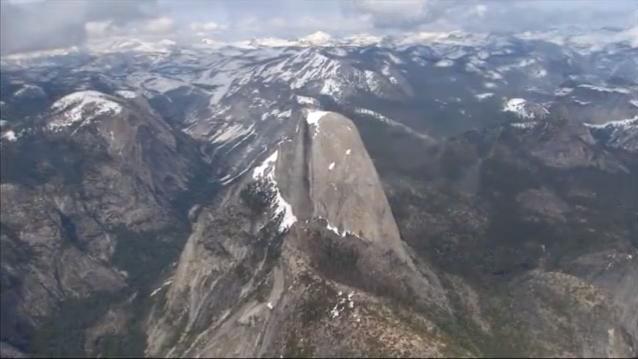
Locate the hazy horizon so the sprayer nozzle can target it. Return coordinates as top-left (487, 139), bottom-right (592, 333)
top-left (2, 0), bottom-right (637, 54)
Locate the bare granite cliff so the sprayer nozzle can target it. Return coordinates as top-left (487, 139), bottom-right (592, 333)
top-left (144, 110), bottom-right (454, 357)
top-left (0, 91), bottom-right (197, 356)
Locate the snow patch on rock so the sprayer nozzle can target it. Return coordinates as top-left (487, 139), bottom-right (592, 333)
top-left (503, 98), bottom-right (548, 120)
top-left (578, 84), bottom-right (630, 95)
top-left (573, 99), bottom-right (591, 106)
top-left (435, 59), bottom-right (454, 68)
top-left (1, 130), bottom-right (18, 142)
top-left (150, 280), bottom-right (173, 298)
top-left (354, 108), bottom-right (432, 141)
top-left (584, 115), bottom-right (637, 130)
top-left (116, 90), bottom-right (137, 99)
top-left (14, 84), bottom-right (45, 98)
top-left (329, 291), bottom-right (356, 319)
top-left (210, 123), bottom-right (255, 145)
top-left (555, 87), bottom-right (573, 96)
top-left (475, 92), bottom-right (494, 101)
top-left (296, 95), bottom-right (318, 107)
top-left (49, 91), bottom-right (122, 131)
top-left (252, 150), bottom-right (298, 232)
top-left (504, 98), bottom-right (529, 118)
top-left (306, 110), bottom-right (329, 138)
top-left (510, 121), bottom-right (539, 129)
top-left (320, 78), bottom-right (344, 98)
top-left (322, 217), bottom-right (356, 238)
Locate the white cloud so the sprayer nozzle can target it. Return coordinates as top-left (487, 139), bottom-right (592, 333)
top-left (4, 0), bottom-right (638, 53)
top-left (350, 0), bottom-right (438, 25)
top-left (475, 4), bottom-right (487, 18)
top-left (190, 21), bottom-right (223, 32)
top-left (84, 16), bottom-right (177, 41)
top-left (85, 21), bottom-right (113, 38)
top-left (347, 0), bottom-right (452, 30)
top-left (354, 0), bottom-right (428, 19)
top-left (227, 13), bottom-right (371, 39)
top-left (267, 17), bottom-right (287, 29)
top-left (143, 17), bottom-right (174, 34)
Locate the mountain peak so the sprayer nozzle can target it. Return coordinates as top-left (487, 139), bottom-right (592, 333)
top-left (277, 111), bottom-right (413, 263)
top-left (299, 31), bottom-right (333, 46)
top-left (49, 91), bottom-right (123, 132)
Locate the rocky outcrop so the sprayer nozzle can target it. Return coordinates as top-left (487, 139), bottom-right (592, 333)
top-left (278, 110), bottom-right (412, 262)
top-left (385, 113), bottom-right (638, 357)
top-left (0, 90), bottom-right (198, 356)
top-left (586, 116), bottom-right (638, 153)
top-left (144, 110), bottom-right (452, 357)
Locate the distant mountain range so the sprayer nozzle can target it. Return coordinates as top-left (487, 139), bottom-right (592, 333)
top-left (1, 27), bottom-right (637, 357)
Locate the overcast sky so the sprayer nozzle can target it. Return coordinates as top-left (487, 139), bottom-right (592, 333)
top-left (2, 0), bottom-right (637, 54)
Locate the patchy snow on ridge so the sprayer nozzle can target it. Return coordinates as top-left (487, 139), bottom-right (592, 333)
top-left (555, 87), bottom-right (574, 96)
top-left (252, 151), bottom-right (278, 179)
top-left (260, 108), bottom-right (290, 121)
top-left (577, 84), bottom-right (631, 95)
top-left (475, 92), bottom-right (494, 101)
top-left (584, 116), bottom-right (638, 151)
top-left (630, 100), bottom-right (638, 108)
top-left (296, 95), bottom-right (318, 107)
top-left (364, 70), bottom-right (383, 94)
top-left (435, 59), bottom-right (454, 68)
top-left (503, 98), bottom-right (548, 120)
top-left (49, 91), bottom-right (122, 131)
top-left (573, 99), bottom-right (591, 106)
top-left (306, 110), bottom-right (329, 138)
top-left (210, 123), bottom-right (255, 145)
top-left (354, 107), bottom-right (432, 141)
top-left (503, 98), bottom-right (528, 117)
top-left (51, 91), bottom-right (120, 114)
top-left (387, 52), bottom-right (404, 65)
top-left (510, 121), bottom-right (539, 129)
top-left (14, 84), bottom-right (45, 98)
top-left (320, 78), bottom-right (343, 97)
top-left (1, 130), bottom-right (18, 142)
top-left (116, 90), bottom-right (137, 99)
top-left (252, 150), bottom-right (297, 232)
top-left (329, 290), bottom-right (356, 319)
top-left (584, 115), bottom-right (638, 129)
top-left (150, 279), bottom-right (173, 298)
top-left (325, 220), bottom-right (355, 238)
top-left (326, 223), bottom-right (341, 236)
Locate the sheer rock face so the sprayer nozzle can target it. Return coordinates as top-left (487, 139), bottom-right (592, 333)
top-left (145, 111), bottom-right (450, 358)
top-left (277, 111), bottom-right (411, 263)
top-left (277, 110), bottom-right (448, 310)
